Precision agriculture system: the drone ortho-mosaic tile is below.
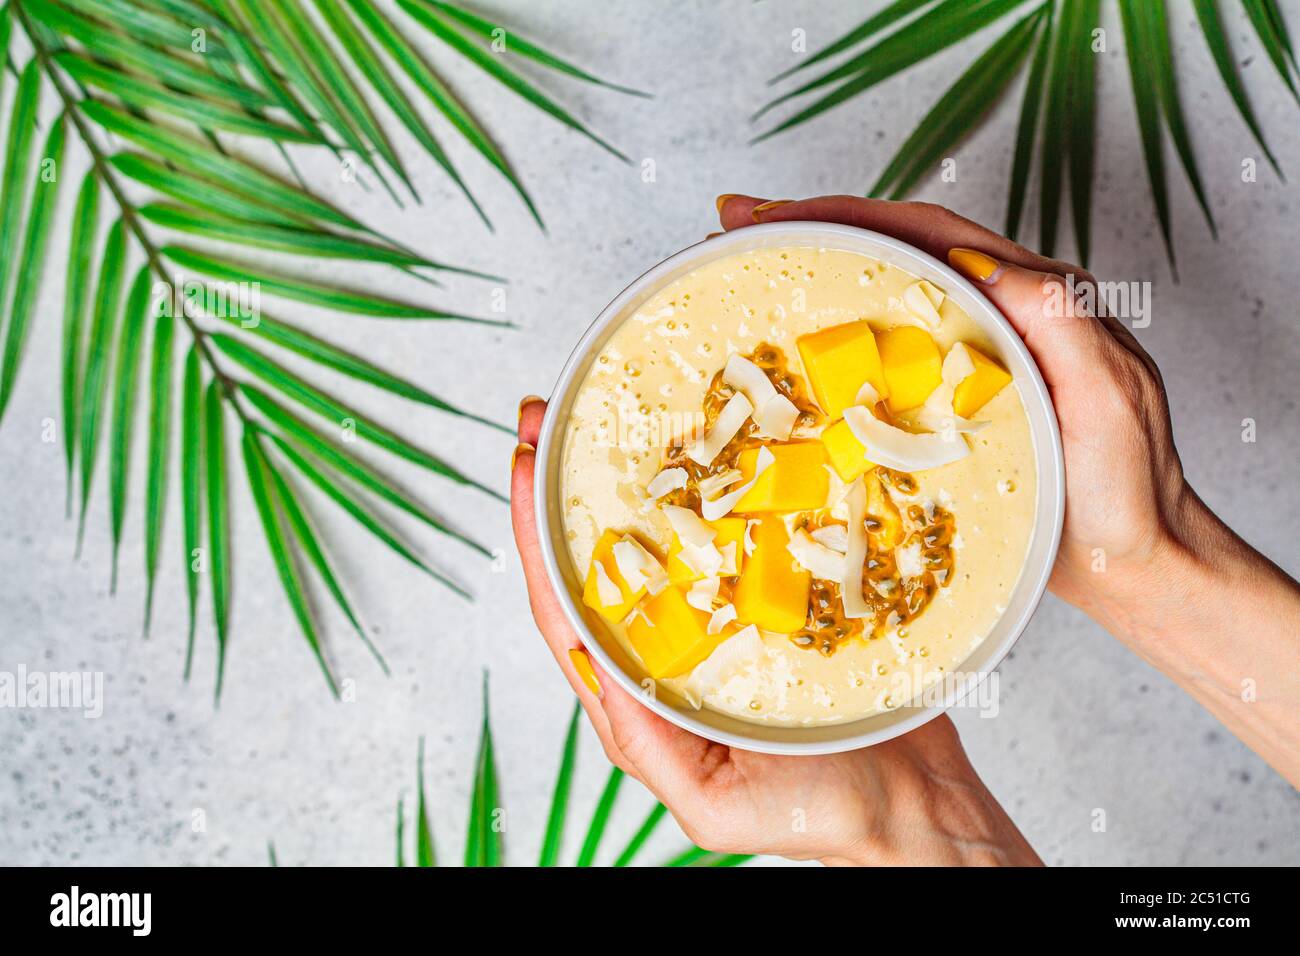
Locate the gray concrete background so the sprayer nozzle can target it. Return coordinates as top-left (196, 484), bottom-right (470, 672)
top-left (1, 1), bottom-right (1297, 866)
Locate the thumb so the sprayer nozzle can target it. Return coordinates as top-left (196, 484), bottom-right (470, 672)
top-left (947, 247), bottom-right (1110, 392)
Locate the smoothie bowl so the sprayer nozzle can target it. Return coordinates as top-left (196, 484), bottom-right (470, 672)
top-left (534, 223), bottom-right (1063, 754)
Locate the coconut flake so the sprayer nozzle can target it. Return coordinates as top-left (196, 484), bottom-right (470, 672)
top-left (914, 342), bottom-right (989, 434)
top-left (662, 504), bottom-right (715, 549)
top-left (612, 537), bottom-right (667, 595)
top-left (684, 624), bottom-right (763, 708)
top-left (903, 280), bottom-right (945, 328)
top-left (686, 576), bottom-right (720, 611)
top-left (724, 354), bottom-right (797, 440)
top-left (787, 529), bottom-right (848, 581)
top-left (718, 541), bottom-right (739, 576)
top-left (687, 392), bottom-right (753, 466)
top-left (592, 560), bottom-right (622, 608)
top-left (754, 393), bottom-right (799, 440)
top-left (841, 478), bottom-right (872, 619)
top-left (697, 469), bottom-right (742, 500)
top-left (743, 519), bottom-right (758, 556)
top-left (843, 404), bottom-right (969, 472)
top-left (810, 524), bottom-right (849, 553)
top-left (678, 541), bottom-right (724, 578)
top-left (896, 540), bottom-right (924, 580)
top-left (707, 602), bottom-right (738, 635)
top-left (700, 446), bottom-right (775, 520)
top-left (646, 467), bottom-right (688, 499)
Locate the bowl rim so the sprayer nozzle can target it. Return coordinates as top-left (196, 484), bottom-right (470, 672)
top-left (533, 221), bottom-right (1065, 755)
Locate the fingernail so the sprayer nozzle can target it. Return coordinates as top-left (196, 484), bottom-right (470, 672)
top-left (569, 648), bottom-right (603, 698)
top-left (517, 394), bottom-right (544, 423)
top-left (750, 199), bottom-right (792, 221)
top-left (715, 193), bottom-right (743, 213)
top-left (948, 248), bottom-right (1003, 284)
top-left (705, 231), bottom-right (723, 240)
top-left (510, 442), bottom-right (535, 471)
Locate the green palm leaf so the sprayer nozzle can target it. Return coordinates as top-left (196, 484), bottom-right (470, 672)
top-left (575, 765), bottom-right (625, 867)
top-left (0, 58), bottom-right (42, 357)
top-left (239, 382), bottom-right (487, 562)
top-left (61, 0), bottom-right (234, 57)
top-left (399, 0), bottom-right (628, 163)
top-left (415, 735), bottom-right (436, 867)
top-left (264, 428), bottom-right (470, 598)
top-left (24, 0), bottom-right (270, 108)
top-left (1244, 0), bottom-right (1300, 100)
top-left (754, 0), bottom-right (1030, 135)
top-left (180, 345), bottom-right (203, 677)
top-left (1118, 0), bottom-right (1176, 268)
top-left (214, 333), bottom-right (501, 505)
top-left (426, 1), bottom-right (651, 97)
top-left (263, 453), bottom-right (388, 673)
top-left (76, 218), bottom-right (127, 549)
top-left (1007, 2), bottom-right (1054, 240)
top-left (538, 702), bottom-right (581, 867)
top-left (344, 0), bottom-right (542, 226)
top-left (312, 0), bottom-right (488, 227)
top-left (108, 267), bottom-right (151, 590)
top-left (61, 170), bottom-right (98, 511)
top-left (164, 245), bottom-right (502, 323)
top-left (868, 5), bottom-right (1044, 201)
top-left (110, 154), bottom-right (300, 229)
top-left (1144, 0), bottom-right (1217, 238)
top-left (1065, 0), bottom-right (1100, 266)
top-left (204, 380), bottom-right (231, 699)
top-left (241, 427), bottom-right (339, 697)
top-left (82, 101), bottom-right (361, 230)
top-left (0, 111), bottom-right (64, 420)
top-left (613, 803), bottom-right (668, 868)
top-left (464, 675), bottom-right (502, 866)
top-left (218, 311), bottom-right (506, 432)
top-left (141, 204), bottom-right (478, 275)
top-left (769, 0), bottom-right (934, 84)
top-left (142, 308), bottom-right (173, 632)
top-left (55, 52), bottom-right (315, 143)
top-left (1192, 0), bottom-right (1281, 176)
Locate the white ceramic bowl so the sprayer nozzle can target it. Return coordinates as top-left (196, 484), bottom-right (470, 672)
top-left (534, 222), bottom-right (1064, 755)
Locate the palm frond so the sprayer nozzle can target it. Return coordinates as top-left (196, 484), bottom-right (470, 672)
top-left (142, 307), bottom-right (173, 632)
top-left (382, 691), bottom-right (755, 868)
top-left (762, 0), bottom-right (1298, 269)
top-left (107, 266), bottom-right (151, 590)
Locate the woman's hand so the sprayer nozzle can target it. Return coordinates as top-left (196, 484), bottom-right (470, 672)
top-left (511, 398), bottom-right (1041, 866)
top-left (718, 195), bottom-right (1299, 786)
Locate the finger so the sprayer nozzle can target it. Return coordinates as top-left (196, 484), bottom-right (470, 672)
top-left (517, 394), bottom-right (545, 444)
top-left (593, 657), bottom-right (725, 797)
top-left (509, 433), bottom-right (624, 758)
top-left (716, 193), bottom-right (766, 231)
top-left (945, 250), bottom-right (1115, 394)
top-left (748, 195), bottom-right (1082, 279)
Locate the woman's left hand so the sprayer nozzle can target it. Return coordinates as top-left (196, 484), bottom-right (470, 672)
top-left (510, 398), bottom-right (1040, 866)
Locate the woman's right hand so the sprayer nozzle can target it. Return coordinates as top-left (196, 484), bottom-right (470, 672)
top-left (718, 195), bottom-right (1190, 621)
top-left (719, 196), bottom-right (1300, 785)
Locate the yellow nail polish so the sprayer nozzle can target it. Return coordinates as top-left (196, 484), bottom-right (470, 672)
top-left (569, 648), bottom-right (602, 697)
top-left (948, 248), bottom-right (1002, 283)
top-left (510, 442), bottom-right (534, 471)
top-left (517, 394), bottom-right (544, 423)
top-left (715, 193), bottom-right (742, 213)
top-left (750, 199), bottom-right (792, 221)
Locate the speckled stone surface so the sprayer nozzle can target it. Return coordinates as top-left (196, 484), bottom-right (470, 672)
top-left (1, 1), bottom-right (1296, 866)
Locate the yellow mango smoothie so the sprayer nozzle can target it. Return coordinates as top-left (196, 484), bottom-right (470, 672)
top-left (558, 246), bottom-right (1036, 727)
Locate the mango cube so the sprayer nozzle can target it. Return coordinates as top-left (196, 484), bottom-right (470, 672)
top-left (797, 321), bottom-right (889, 418)
top-left (667, 516), bottom-right (747, 585)
top-left (877, 326), bottom-right (942, 412)
top-left (626, 586), bottom-right (730, 679)
top-left (820, 419), bottom-right (876, 483)
top-left (733, 517), bottom-right (811, 633)
top-left (734, 442), bottom-right (829, 512)
top-left (952, 344), bottom-right (1012, 418)
top-left (581, 529), bottom-right (648, 623)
